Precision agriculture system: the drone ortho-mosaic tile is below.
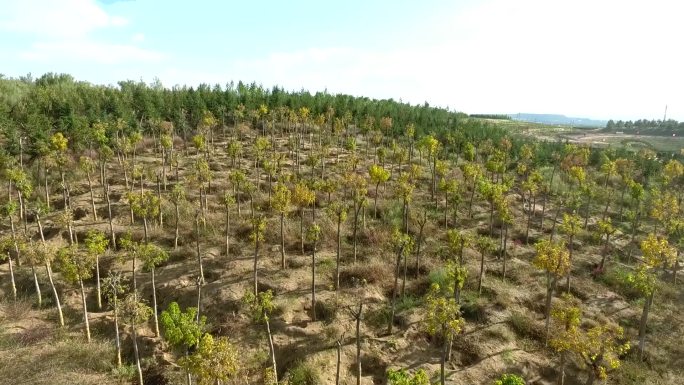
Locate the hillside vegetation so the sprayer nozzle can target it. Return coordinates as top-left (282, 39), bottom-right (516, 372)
top-left (0, 74), bottom-right (683, 385)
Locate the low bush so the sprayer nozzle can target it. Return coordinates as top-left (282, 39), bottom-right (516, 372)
top-left (338, 263), bottom-right (392, 287)
top-left (598, 266), bottom-right (642, 300)
top-left (507, 311), bottom-right (545, 342)
top-left (286, 361), bottom-right (322, 385)
top-left (314, 300), bottom-right (337, 323)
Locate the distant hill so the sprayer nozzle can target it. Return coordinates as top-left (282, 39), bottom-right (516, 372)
top-left (511, 113), bottom-right (607, 127)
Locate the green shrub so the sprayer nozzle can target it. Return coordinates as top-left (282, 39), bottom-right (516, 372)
top-left (493, 373), bottom-right (525, 385)
top-left (365, 307), bottom-right (391, 329)
top-left (387, 368), bottom-right (429, 385)
top-left (598, 266), bottom-right (642, 300)
top-left (111, 364), bottom-right (137, 381)
top-left (396, 295), bottom-right (420, 313)
top-left (286, 361), bottom-right (321, 385)
top-left (427, 268), bottom-right (450, 295)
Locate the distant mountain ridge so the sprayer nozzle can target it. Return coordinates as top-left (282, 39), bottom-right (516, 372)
top-left (511, 113), bottom-right (607, 127)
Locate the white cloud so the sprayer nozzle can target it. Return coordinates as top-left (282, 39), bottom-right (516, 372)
top-left (0, 0), bottom-right (128, 38)
top-left (2, 0), bottom-right (163, 67)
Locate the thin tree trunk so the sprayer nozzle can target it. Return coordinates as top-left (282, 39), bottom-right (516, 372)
top-left (38, 216), bottom-right (64, 324)
top-left (335, 339), bottom-right (342, 385)
top-left (373, 183), bottom-right (379, 218)
top-left (87, 171), bottom-right (98, 221)
top-left (336, 218), bottom-right (341, 290)
top-left (195, 218), bottom-right (204, 284)
top-left (280, 213), bottom-right (285, 269)
top-left (196, 279), bottom-right (202, 324)
top-left (566, 234), bottom-right (575, 292)
top-left (46, 263), bottom-right (65, 327)
top-left (583, 194), bottom-right (593, 229)
top-left (132, 324), bottom-right (144, 385)
top-left (558, 351), bottom-right (566, 385)
top-left (549, 200), bottom-right (564, 241)
top-left (266, 316), bottom-right (278, 384)
top-left (544, 273), bottom-right (554, 345)
top-left (106, 184), bottom-right (116, 248)
top-left (19, 191), bottom-right (27, 235)
top-left (355, 303), bottom-right (363, 385)
top-left (599, 233), bottom-right (611, 270)
top-left (226, 209), bottom-right (231, 257)
top-left (311, 239), bottom-right (317, 321)
top-left (489, 201), bottom-right (495, 237)
top-left (9, 214), bottom-right (20, 267)
top-left (44, 167), bottom-right (50, 210)
top-left (174, 202), bottom-right (180, 250)
top-left (388, 247), bottom-right (402, 334)
top-left (415, 218), bottom-right (426, 279)
top-left (61, 170), bottom-right (68, 210)
top-left (32, 265), bottom-right (42, 307)
top-left (502, 224), bottom-right (509, 281)
top-left (143, 217), bottom-right (149, 244)
top-left (114, 296), bottom-right (122, 368)
top-left (440, 336), bottom-right (448, 385)
top-left (444, 191), bottom-right (449, 230)
top-left (401, 246), bottom-right (408, 298)
top-left (7, 253), bottom-right (17, 301)
top-left (617, 186), bottom-right (628, 221)
top-left (152, 267), bottom-right (159, 337)
top-left (157, 174), bottom-right (163, 227)
top-left (132, 253), bottom-right (137, 293)
top-left (478, 251), bottom-right (486, 295)
top-left (96, 256), bottom-right (101, 310)
top-left (638, 291), bottom-right (654, 360)
top-left (253, 236), bottom-right (259, 296)
top-left (526, 193), bottom-right (534, 244)
top-left (468, 181), bottom-right (476, 218)
top-left (80, 278), bottom-right (91, 343)
top-left (353, 205), bottom-right (360, 262)
top-left (300, 208), bottom-right (305, 255)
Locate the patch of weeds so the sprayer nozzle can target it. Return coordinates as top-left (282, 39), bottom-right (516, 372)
top-left (427, 268), bottom-right (451, 294)
top-left (618, 315), bottom-right (640, 330)
top-left (286, 361), bottom-right (322, 385)
top-left (597, 267), bottom-right (642, 300)
top-left (501, 348), bottom-right (516, 365)
top-left (339, 263), bottom-right (391, 287)
top-left (317, 257), bottom-right (335, 274)
top-left (460, 296), bottom-right (488, 323)
top-left (453, 337), bottom-right (482, 366)
top-left (314, 300), bottom-right (337, 323)
top-left (0, 298), bottom-right (33, 322)
top-left (58, 338), bottom-right (115, 372)
top-left (365, 307), bottom-right (391, 330)
top-left (111, 364), bottom-right (137, 381)
top-left (507, 311), bottom-right (545, 343)
top-left (482, 327), bottom-right (511, 343)
top-left (396, 295), bottom-right (420, 313)
top-left (609, 357), bottom-right (649, 385)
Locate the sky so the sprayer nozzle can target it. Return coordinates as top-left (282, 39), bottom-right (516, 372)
top-left (1, 0), bottom-right (683, 121)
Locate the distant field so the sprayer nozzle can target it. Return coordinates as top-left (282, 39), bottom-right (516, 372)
top-left (482, 118), bottom-right (684, 153)
top-left (565, 133), bottom-right (684, 153)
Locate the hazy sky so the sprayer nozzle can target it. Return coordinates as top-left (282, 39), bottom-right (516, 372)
top-left (1, 0), bottom-right (682, 120)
